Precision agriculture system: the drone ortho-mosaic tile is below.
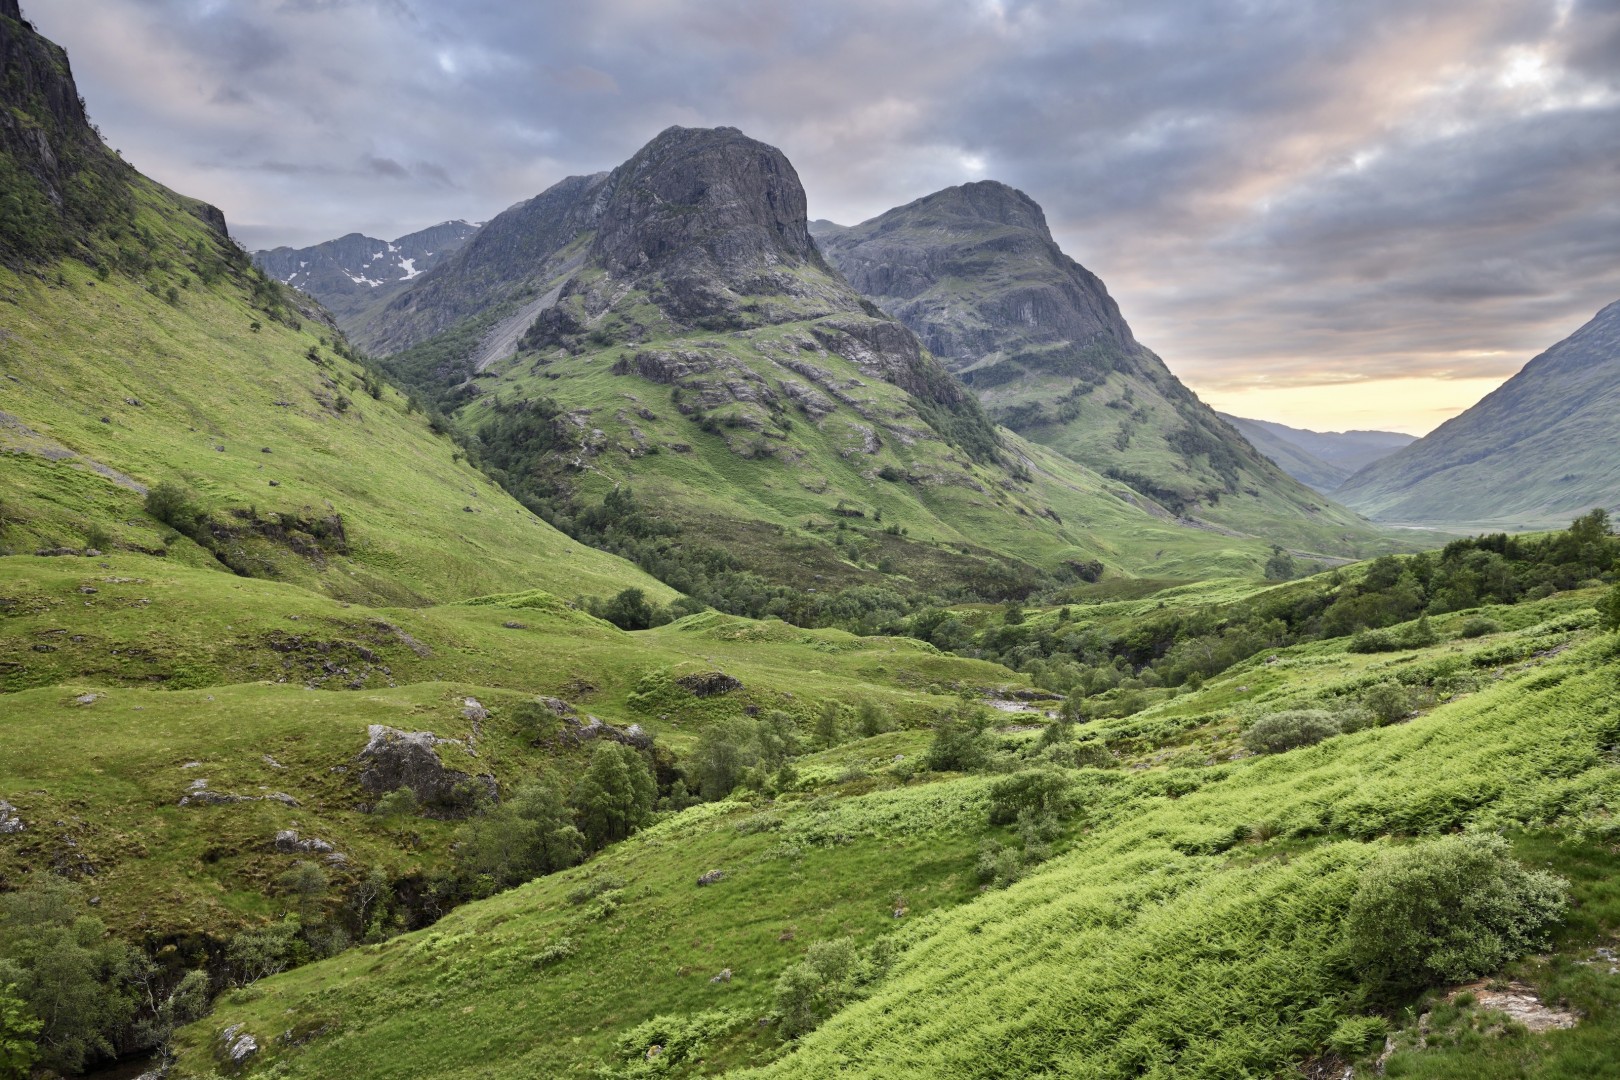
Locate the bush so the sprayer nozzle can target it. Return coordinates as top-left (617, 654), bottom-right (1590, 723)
top-left (143, 481), bottom-right (205, 537)
top-left (923, 705), bottom-right (993, 772)
top-left (1241, 710), bottom-right (1340, 755)
top-left (987, 769), bottom-right (1071, 826)
top-left (1345, 833), bottom-right (1567, 992)
top-left (1456, 616), bottom-right (1501, 639)
top-left (1361, 682), bottom-right (1414, 725)
top-left (1599, 583), bottom-right (1620, 633)
top-left (1326, 1015), bottom-right (1388, 1059)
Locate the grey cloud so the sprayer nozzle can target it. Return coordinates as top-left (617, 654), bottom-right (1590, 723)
top-left (26, 0), bottom-right (1620, 430)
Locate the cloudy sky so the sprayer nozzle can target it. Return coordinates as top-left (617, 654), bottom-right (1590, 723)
top-left (31, 0), bottom-right (1620, 434)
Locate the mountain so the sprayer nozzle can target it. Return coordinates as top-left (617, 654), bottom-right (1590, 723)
top-left (357, 126), bottom-right (1369, 596)
top-left (251, 219), bottom-right (479, 331)
top-left (1217, 414), bottom-right (1415, 493)
top-left (812, 181), bottom-right (1386, 556)
top-left (1336, 300), bottom-right (1620, 529)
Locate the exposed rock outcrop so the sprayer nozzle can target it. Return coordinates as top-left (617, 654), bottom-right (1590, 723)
top-left (355, 725), bottom-right (495, 817)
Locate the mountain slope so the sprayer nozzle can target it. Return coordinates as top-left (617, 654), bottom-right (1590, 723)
top-left (359, 126), bottom-right (1344, 595)
top-left (813, 182), bottom-right (1389, 556)
top-left (1336, 300), bottom-right (1620, 528)
top-left (1217, 414), bottom-right (1415, 493)
top-left (252, 219), bottom-right (479, 332)
top-left (0, 3), bottom-right (664, 607)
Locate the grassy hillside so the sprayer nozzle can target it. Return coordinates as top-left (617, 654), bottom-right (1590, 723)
top-left (0, 177), bottom-right (669, 606)
top-left (0, 550), bottom-right (1022, 942)
top-left (1338, 299), bottom-right (1620, 530)
top-left (171, 568), bottom-right (1620, 1079)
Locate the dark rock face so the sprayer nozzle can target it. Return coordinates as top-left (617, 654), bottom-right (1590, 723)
top-left (355, 725), bottom-right (495, 818)
top-left (817, 180), bottom-right (1136, 377)
top-left (675, 671), bottom-right (743, 697)
top-left (592, 125), bottom-right (818, 289)
top-left (0, 3), bottom-right (138, 261)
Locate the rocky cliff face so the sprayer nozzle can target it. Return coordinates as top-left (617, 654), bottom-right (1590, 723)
top-left (814, 181), bottom-right (1136, 376)
top-left (815, 181), bottom-right (1375, 541)
top-left (1337, 300), bottom-right (1620, 528)
top-left (1, 2), bottom-right (229, 262)
top-left (0, 1), bottom-right (131, 261)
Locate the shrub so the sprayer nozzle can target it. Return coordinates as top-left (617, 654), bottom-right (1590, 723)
top-left (987, 769), bottom-right (1071, 826)
top-left (923, 705), bottom-right (992, 772)
top-left (1345, 833), bottom-right (1567, 992)
top-left (144, 481), bottom-right (204, 537)
top-left (1361, 682), bottom-right (1414, 725)
top-left (1456, 616), bottom-right (1501, 639)
top-left (1599, 583), bottom-right (1620, 633)
top-left (1326, 1015), bottom-right (1388, 1059)
top-left (0, 983), bottom-right (41, 1080)
top-left (1241, 710), bottom-right (1340, 755)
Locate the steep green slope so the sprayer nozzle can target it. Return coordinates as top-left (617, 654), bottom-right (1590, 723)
top-left (172, 574), bottom-right (1620, 1079)
top-left (813, 183), bottom-right (1391, 556)
top-left (0, 8), bottom-right (666, 607)
top-left (1338, 300), bottom-right (1620, 530)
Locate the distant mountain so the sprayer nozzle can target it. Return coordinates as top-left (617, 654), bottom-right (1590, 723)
top-left (1336, 300), bottom-right (1620, 529)
top-left (814, 181), bottom-right (1386, 555)
top-left (1217, 414), bottom-right (1415, 493)
top-left (252, 219), bottom-right (479, 330)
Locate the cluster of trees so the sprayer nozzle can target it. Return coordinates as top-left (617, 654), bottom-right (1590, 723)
top-left (909, 511), bottom-right (1620, 703)
top-left (0, 877), bottom-right (212, 1076)
top-left (446, 742), bottom-right (658, 897)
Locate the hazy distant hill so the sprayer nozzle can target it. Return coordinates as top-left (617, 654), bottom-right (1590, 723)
top-left (1336, 300), bottom-right (1620, 529)
top-left (252, 219), bottom-right (479, 330)
top-left (1218, 414), bottom-right (1415, 493)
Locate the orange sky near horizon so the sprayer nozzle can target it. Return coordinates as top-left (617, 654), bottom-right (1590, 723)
top-left (1192, 374), bottom-right (1511, 437)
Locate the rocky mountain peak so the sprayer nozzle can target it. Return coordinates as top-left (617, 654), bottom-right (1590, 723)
top-left (591, 125), bottom-right (818, 279)
top-left (904, 180), bottom-right (1052, 238)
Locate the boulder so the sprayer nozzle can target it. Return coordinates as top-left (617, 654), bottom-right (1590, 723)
top-left (676, 671), bottom-right (743, 698)
top-left (356, 725), bottom-right (495, 817)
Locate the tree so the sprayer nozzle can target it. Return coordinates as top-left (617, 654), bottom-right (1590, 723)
top-left (774, 938), bottom-right (858, 1039)
top-left (686, 719), bottom-right (753, 802)
top-left (1599, 582), bottom-right (1620, 633)
top-left (597, 587), bottom-right (661, 631)
top-left (924, 705), bottom-right (992, 772)
top-left (0, 984), bottom-right (40, 1080)
top-left (0, 877), bottom-right (138, 1073)
top-left (575, 743), bottom-right (656, 848)
top-left (1346, 833), bottom-right (1567, 992)
top-left (1264, 545), bottom-right (1297, 581)
top-left (455, 781), bottom-right (584, 889)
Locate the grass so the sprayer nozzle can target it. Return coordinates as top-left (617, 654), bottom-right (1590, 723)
top-left (168, 583), bottom-right (1620, 1079)
top-left (0, 177), bottom-right (669, 606)
top-left (0, 549), bottom-right (1028, 941)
